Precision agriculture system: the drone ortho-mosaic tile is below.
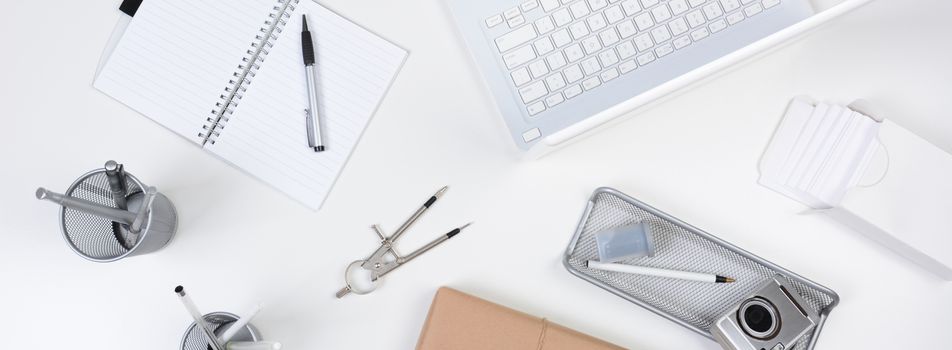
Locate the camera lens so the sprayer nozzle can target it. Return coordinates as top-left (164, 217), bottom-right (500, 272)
top-left (738, 298), bottom-right (779, 340)
top-left (744, 304), bottom-right (772, 333)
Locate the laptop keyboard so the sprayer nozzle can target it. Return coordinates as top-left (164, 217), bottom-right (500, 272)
top-left (487, 0), bottom-right (783, 117)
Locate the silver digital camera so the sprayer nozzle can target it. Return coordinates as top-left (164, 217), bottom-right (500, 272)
top-left (712, 276), bottom-right (819, 350)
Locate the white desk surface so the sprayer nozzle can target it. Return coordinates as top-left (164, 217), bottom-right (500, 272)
top-left (1, 0), bottom-right (950, 349)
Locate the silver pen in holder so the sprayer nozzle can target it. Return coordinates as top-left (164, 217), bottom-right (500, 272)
top-left (104, 160), bottom-right (128, 209)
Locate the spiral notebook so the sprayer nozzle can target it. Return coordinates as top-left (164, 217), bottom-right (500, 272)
top-left (94, 0), bottom-right (407, 209)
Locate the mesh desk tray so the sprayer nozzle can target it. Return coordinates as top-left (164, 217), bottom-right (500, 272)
top-left (563, 188), bottom-right (839, 350)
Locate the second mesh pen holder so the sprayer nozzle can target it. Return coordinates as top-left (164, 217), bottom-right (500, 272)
top-left (563, 188), bottom-right (839, 350)
top-left (181, 312), bottom-right (261, 350)
top-left (59, 168), bottom-right (177, 262)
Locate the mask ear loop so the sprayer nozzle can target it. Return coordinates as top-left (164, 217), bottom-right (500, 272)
top-left (846, 100), bottom-right (888, 189)
top-left (856, 138), bottom-right (889, 188)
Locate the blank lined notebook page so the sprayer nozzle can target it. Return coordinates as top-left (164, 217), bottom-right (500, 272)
top-left (94, 0), bottom-right (275, 143)
top-left (207, 1), bottom-right (407, 209)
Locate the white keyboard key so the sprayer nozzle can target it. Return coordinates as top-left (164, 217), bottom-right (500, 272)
top-left (564, 43), bottom-right (585, 62)
top-left (588, 0), bottom-right (608, 11)
top-left (709, 19), bottom-right (727, 32)
top-left (650, 25), bottom-right (671, 43)
top-left (582, 76), bottom-right (602, 90)
top-left (545, 72), bottom-right (567, 90)
top-left (581, 57), bottom-right (601, 74)
top-left (569, 21), bottom-right (590, 39)
top-left (527, 101), bottom-right (546, 116)
top-left (673, 35), bottom-right (691, 49)
top-left (587, 13), bottom-right (608, 31)
top-left (553, 8), bottom-right (573, 26)
top-left (640, 0), bottom-right (659, 7)
top-left (504, 7), bottom-right (522, 19)
top-left (618, 59), bottom-right (638, 73)
top-left (545, 92), bottom-right (565, 107)
top-left (495, 25), bottom-right (537, 52)
top-left (599, 28), bottom-right (620, 46)
top-left (763, 0), bottom-right (780, 8)
top-left (690, 27), bottom-right (710, 41)
top-left (552, 29), bottom-right (573, 47)
top-left (702, 2), bottom-right (723, 19)
top-left (528, 59), bottom-right (550, 77)
top-left (540, 0), bottom-right (561, 11)
top-left (570, 1), bottom-right (591, 18)
top-left (563, 64), bottom-right (584, 82)
top-left (616, 40), bottom-right (637, 58)
top-left (597, 48), bottom-right (619, 66)
top-left (511, 67), bottom-right (532, 86)
top-left (720, 0), bottom-right (740, 12)
top-left (546, 51), bottom-right (568, 69)
top-left (486, 15), bottom-right (504, 28)
top-left (600, 67), bottom-right (620, 82)
top-left (726, 11), bottom-right (745, 24)
top-left (535, 16), bottom-right (556, 34)
top-left (564, 84), bottom-right (583, 98)
top-left (605, 5), bottom-right (626, 23)
top-left (519, 81), bottom-right (548, 102)
top-left (508, 15), bottom-right (526, 27)
top-left (589, 0), bottom-right (609, 11)
top-left (741, 0), bottom-right (756, 4)
top-left (522, 128), bottom-right (542, 144)
top-left (634, 33), bottom-right (654, 51)
top-left (522, 0), bottom-right (540, 11)
top-left (503, 45), bottom-right (537, 68)
top-left (651, 4), bottom-right (672, 22)
top-left (689, 0), bottom-right (706, 7)
top-left (617, 20), bottom-right (638, 38)
top-left (621, 0), bottom-right (642, 16)
top-left (636, 52), bottom-right (656, 65)
top-left (669, 0), bottom-right (689, 15)
top-left (581, 36), bottom-right (602, 54)
top-left (669, 17), bottom-right (689, 36)
top-left (634, 13), bottom-right (654, 31)
top-left (744, 3), bottom-right (763, 16)
top-left (686, 10), bottom-right (706, 28)
top-left (534, 37), bottom-right (555, 55)
top-left (655, 43), bottom-right (673, 57)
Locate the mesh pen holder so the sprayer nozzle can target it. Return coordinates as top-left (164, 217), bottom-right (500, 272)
top-left (181, 312), bottom-right (261, 350)
top-left (59, 168), bottom-right (177, 262)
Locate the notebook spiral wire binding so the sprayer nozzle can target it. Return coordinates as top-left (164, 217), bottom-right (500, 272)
top-left (200, 0), bottom-right (300, 145)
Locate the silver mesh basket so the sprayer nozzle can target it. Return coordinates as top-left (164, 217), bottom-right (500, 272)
top-left (59, 169), bottom-right (177, 262)
top-left (563, 188), bottom-right (838, 350)
top-left (181, 312), bottom-right (260, 350)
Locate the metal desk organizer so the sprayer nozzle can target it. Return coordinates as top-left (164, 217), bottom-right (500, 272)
top-left (180, 312), bottom-right (260, 350)
top-left (563, 188), bottom-right (839, 350)
top-left (37, 162), bottom-right (178, 262)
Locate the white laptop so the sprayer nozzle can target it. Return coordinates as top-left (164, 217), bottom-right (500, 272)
top-left (446, 0), bottom-right (875, 156)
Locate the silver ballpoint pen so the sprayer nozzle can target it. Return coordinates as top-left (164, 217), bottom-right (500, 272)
top-left (104, 160), bottom-right (128, 209)
top-left (301, 14), bottom-right (325, 152)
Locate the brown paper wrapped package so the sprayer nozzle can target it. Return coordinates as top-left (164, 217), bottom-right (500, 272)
top-left (416, 287), bottom-right (626, 350)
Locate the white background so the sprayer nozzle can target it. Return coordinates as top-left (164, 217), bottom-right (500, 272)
top-left (1, 0), bottom-right (950, 349)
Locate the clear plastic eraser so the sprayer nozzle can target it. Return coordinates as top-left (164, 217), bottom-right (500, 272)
top-left (595, 221), bottom-right (655, 262)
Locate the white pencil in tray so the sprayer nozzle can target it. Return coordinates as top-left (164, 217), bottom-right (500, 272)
top-left (585, 260), bottom-right (735, 284)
